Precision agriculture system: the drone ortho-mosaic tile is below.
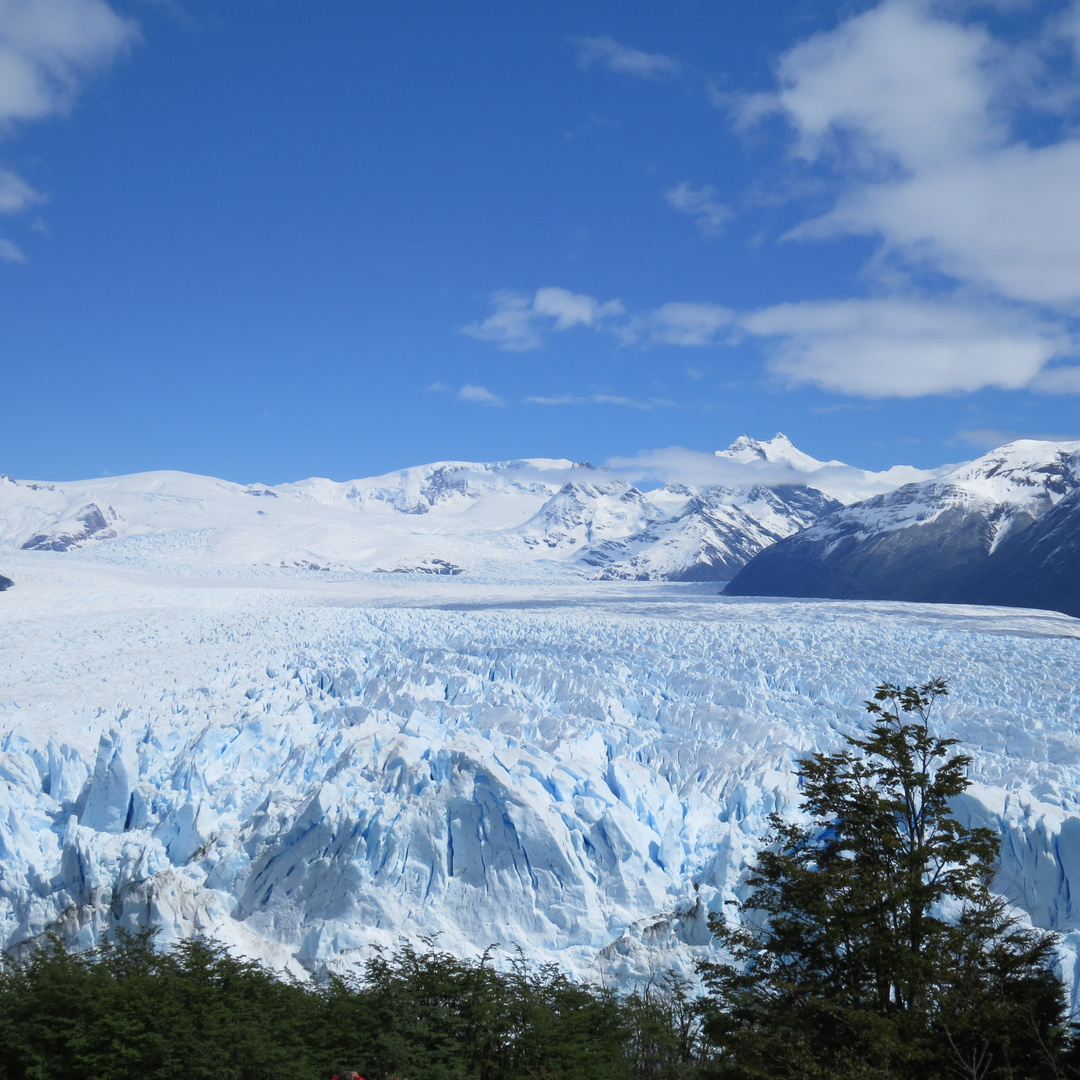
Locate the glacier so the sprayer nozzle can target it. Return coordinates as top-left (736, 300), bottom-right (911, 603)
top-left (3, 550), bottom-right (1080, 1001)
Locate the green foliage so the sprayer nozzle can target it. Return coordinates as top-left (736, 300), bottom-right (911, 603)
top-left (0, 930), bottom-right (704, 1080)
top-left (699, 679), bottom-right (1071, 1080)
top-left (0, 929), bottom-right (321, 1080)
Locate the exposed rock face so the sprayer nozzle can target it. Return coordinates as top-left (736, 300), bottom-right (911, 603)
top-left (954, 486), bottom-right (1080, 618)
top-left (0, 575), bottom-right (12, 591)
top-left (725, 440), bottom-right (1080, 606)
top-left (21, 503), bottom-right (118, 552)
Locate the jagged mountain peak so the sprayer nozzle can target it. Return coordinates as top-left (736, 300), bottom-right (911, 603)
top-left (715, 432), bottom-right (830, 472)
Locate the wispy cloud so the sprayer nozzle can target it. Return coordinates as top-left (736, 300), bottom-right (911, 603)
top-left (0, 237), bottom-right (25, 262)
top-left (664, 182), bottom-right (731, 237)
top-left (463, 280), bottom-right (1079, 398)
top-left (464, 287), bottom-right (735, 351)
top-left (0, 0), bottom-right (137, 127)
top-left (0, 0), bottom-right (138, 256)
top-left (427, 381), bottom-right (505, 406)
top-left (0, 167), bottom-right (43, 212)
top-left (524, 393), bottom-right (675, 410)
top-left (574, 35), bottom-right (679, 80)
top-left (953, 428), bottom-right (1080, 450)
top-left (650, 302), bottom-right (734, 346)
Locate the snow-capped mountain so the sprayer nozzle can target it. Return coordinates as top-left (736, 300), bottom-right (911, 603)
top-left (725, 439), bottom-right (1080, 609)
top-left (583, 484), bottom-right (840, 581)
top-left (0, 438), bottom-right (858, 583)
top-left (708, 432), bottom-right (942, 504)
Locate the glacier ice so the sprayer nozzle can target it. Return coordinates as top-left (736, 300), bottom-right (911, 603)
top-left (2, 552), bottom-right (1080, 1001)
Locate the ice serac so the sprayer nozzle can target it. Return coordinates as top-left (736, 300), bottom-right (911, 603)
top-left (725, 439), bottom-right (1080, 604)
top-left (2, 564), bottom-right (1080, 1000)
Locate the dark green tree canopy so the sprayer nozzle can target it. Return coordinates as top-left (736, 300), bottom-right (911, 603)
top-left (700, 679), bottom-right (1070, 1080)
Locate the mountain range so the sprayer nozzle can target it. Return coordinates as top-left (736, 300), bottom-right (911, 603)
top-left (3, 433), bottom-right (1078, 616)
top-left (0, 435), bottom-right (863, 584)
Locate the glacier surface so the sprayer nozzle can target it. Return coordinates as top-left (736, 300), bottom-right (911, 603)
top-left (2, 551), bottom-right (1080, 1000)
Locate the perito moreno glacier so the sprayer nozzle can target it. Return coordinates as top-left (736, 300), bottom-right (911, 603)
top-left (2, 438), bottom-right (1080, 1004)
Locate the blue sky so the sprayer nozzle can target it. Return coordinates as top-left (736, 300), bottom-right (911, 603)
top-left (2, 0), bottom-right (1080, 484)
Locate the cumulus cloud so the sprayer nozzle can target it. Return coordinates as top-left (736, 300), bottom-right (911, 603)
top-left (741, 296), bottom-right (1068, 397)
top-left (462, 287), bottom-right (625, 351)
top-left (463, 283), bottom-right (1075, 398)
top-left (743, 0), bottom-right (1080, 311)
top-left (457, 383), bottom-right (504, 406)
top-left (664, 181), bottom-right (731, 237)
top-left (574, 36), bottom-right (679, 79)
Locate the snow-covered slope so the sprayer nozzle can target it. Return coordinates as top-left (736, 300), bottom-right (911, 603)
top-left (0, 440), bottom-right (855, 583)
top-left (2, 554), bottom-right (1080, 1001)
top-left (726, 440), bottom-right (1080, 605)
top-left (583, 484), bottom-right (840, 581)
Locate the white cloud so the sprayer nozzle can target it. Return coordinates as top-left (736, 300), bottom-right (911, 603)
top-left (0, 0), bottom-right (137, 127)
top-left (664, 181), bottom-right (732, 237)
top-left (954, 426), bottom-right (1080, 450)
top-left (650, 302), bottom-right (733, 346)
top-left (465, 287), bottom-right (737, 351)
top-left (1029, 363), bottom-right (1080, 393)
top-left (462, 287), bottom-right (625, 351)
top-left (0, 0), bottom-right (137, 253)
top-left (0, 165), bottom-right (41, 211)
top-left (746, 0), bottom-right (1080, 311)
top-left (0, 235), bottom-right (24, 260)
top-left (532, 285), bottom-right (615, 329)
top-left (741, 296), bottom-right (1068, 397)
top-left (574, 35), bottom-right (679, 80)
top-left (524, 393), bottom-right (673, 409)
top-left (457, 383), bottom-right (504, 406)
top-left (751, 0), bottom-right (993, 170)
top-left (463, 284), bottom-right (1076, 398)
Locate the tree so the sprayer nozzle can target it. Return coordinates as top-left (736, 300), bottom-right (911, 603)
top-left (699, 679), bottom-right (1070, 1080)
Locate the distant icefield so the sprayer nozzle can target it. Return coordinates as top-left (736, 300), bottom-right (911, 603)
top-left (3, 551), bottom-right (1080, 999)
